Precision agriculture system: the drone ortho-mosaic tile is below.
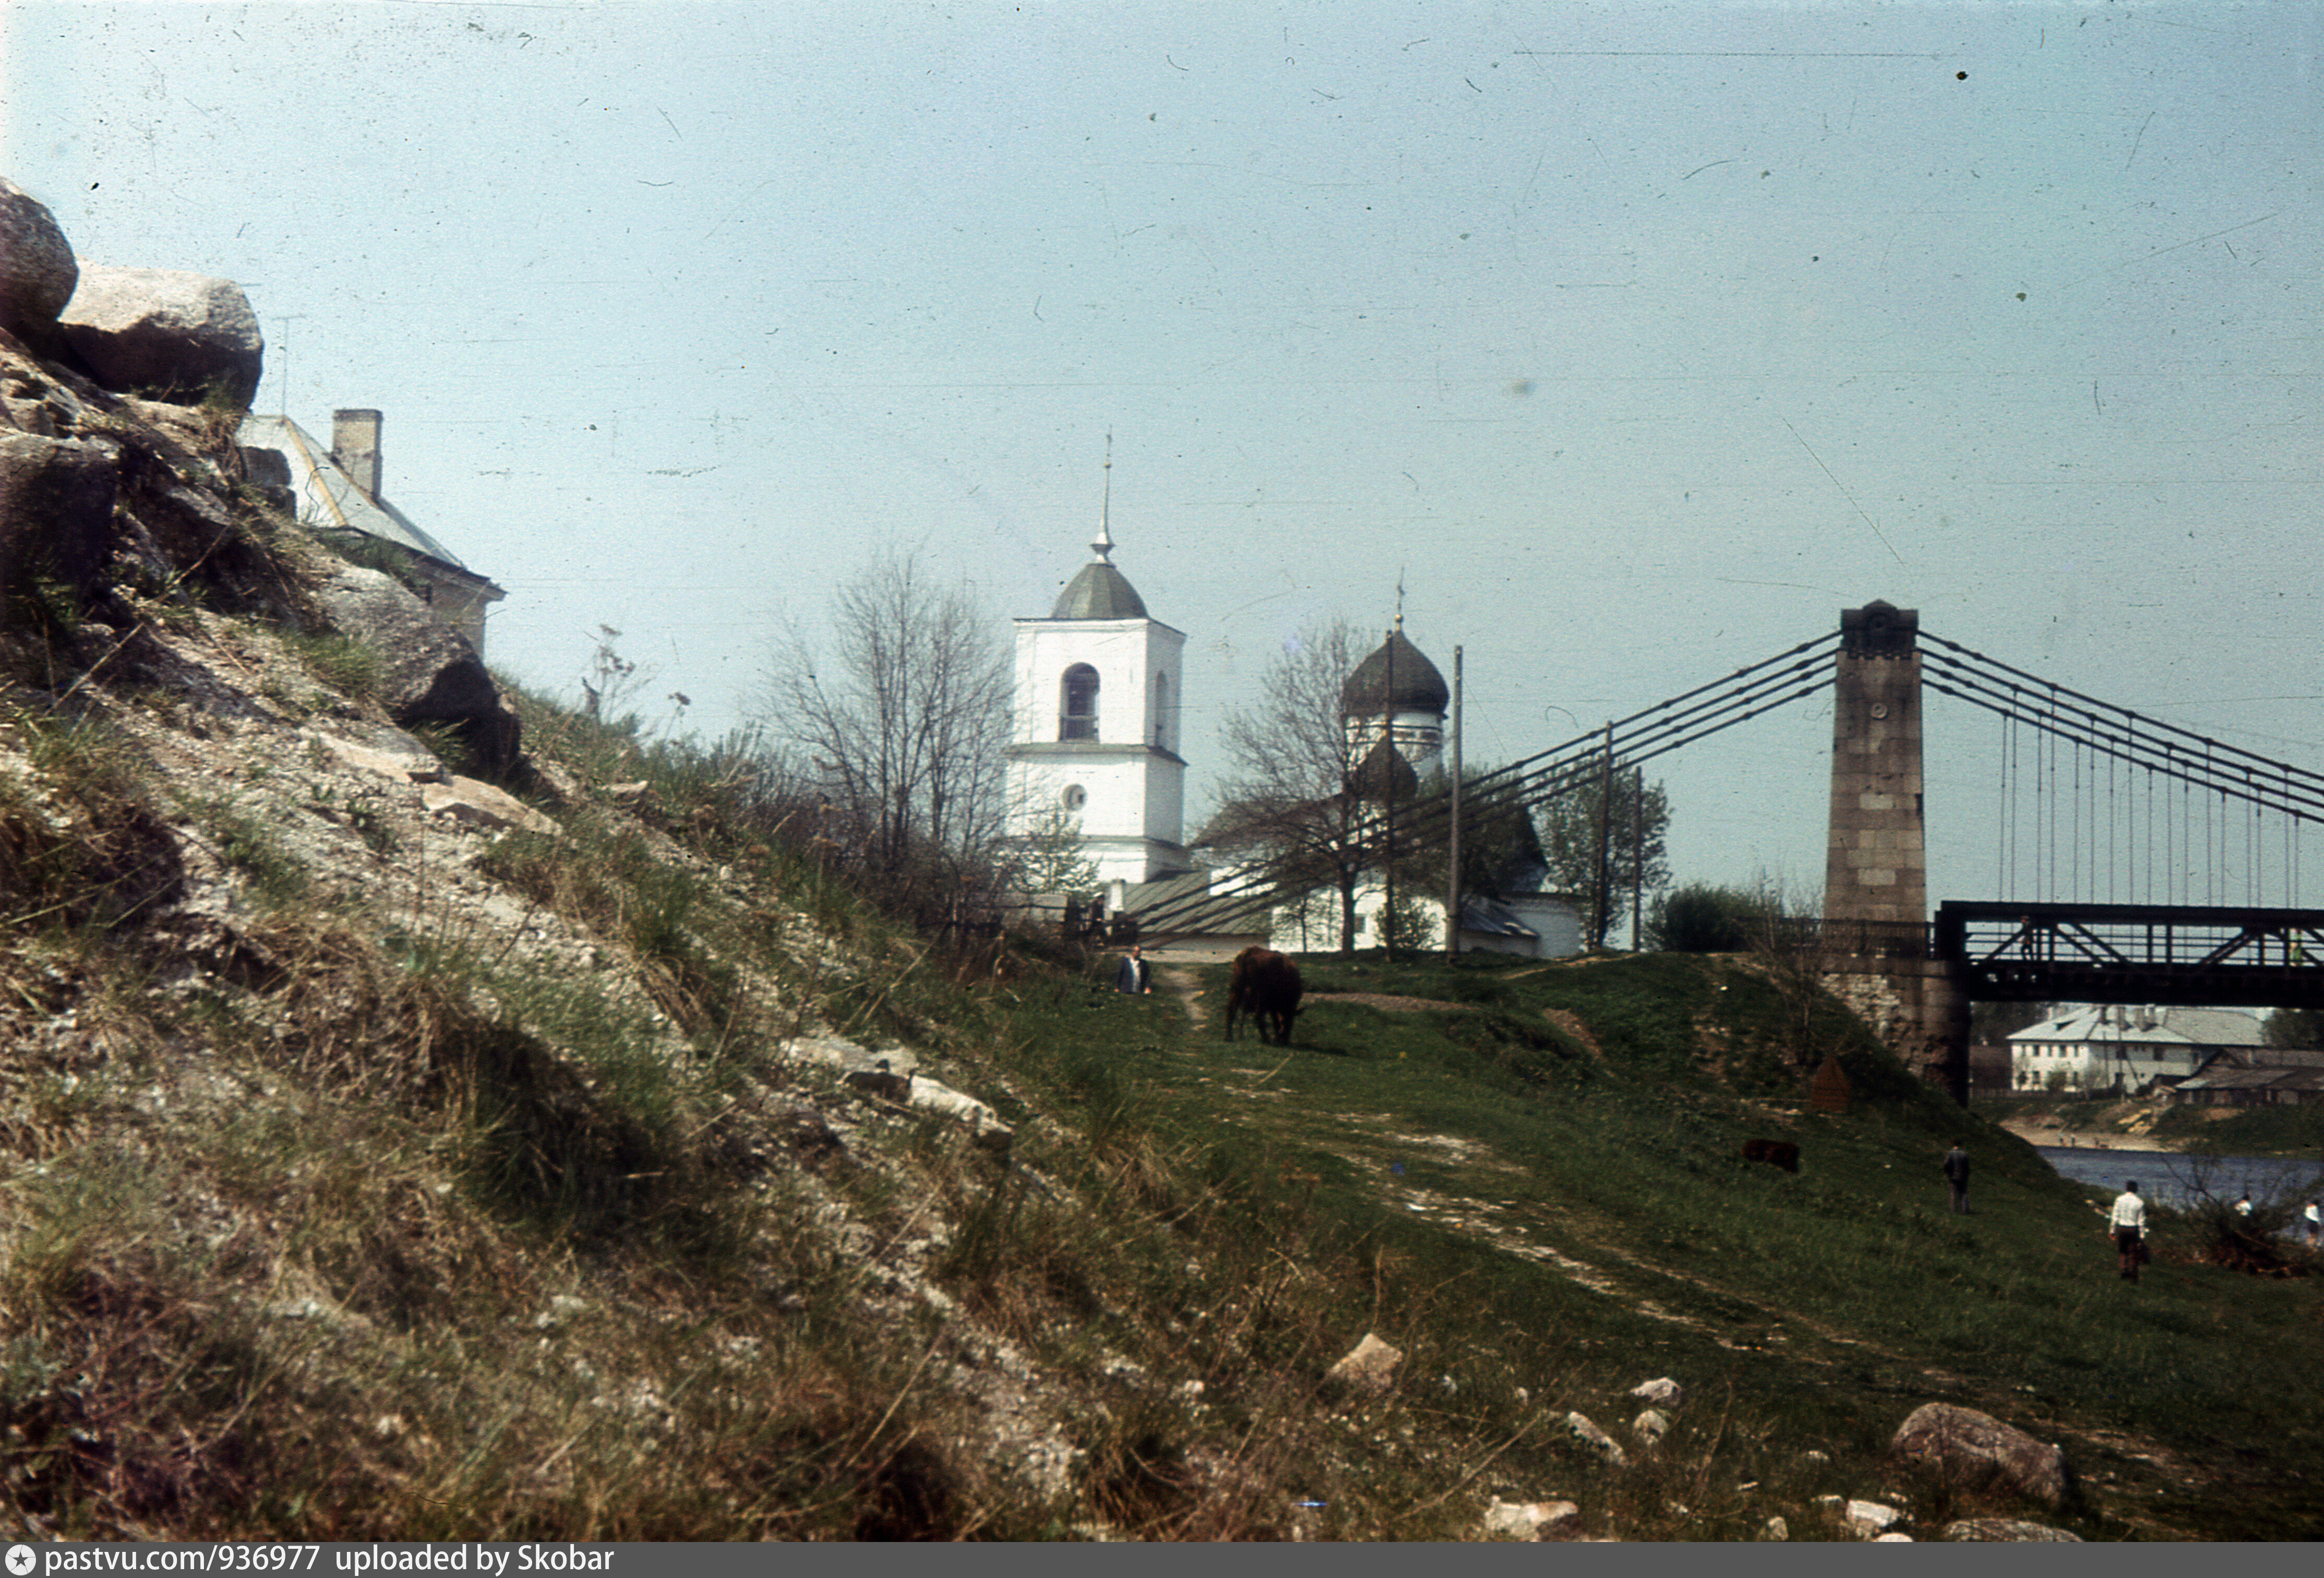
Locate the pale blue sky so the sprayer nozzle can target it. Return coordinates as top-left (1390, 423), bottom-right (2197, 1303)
top-left (7, 1), bottom-right (2318, 905)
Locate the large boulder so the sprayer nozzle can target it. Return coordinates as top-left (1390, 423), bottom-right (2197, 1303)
top-left (314, 565), bottom-right (521, 773)
top-left (0, 178), bottom-right (78, 344)
top-left (0, 431), bottom-right (118, 608)
top-left (1892, 1402), bottom-right (2067, 1507)
top-left (58, 266), bottom-right (263, 409)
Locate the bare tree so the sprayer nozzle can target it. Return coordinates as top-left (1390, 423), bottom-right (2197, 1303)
top-left (1210, 615), bottom-right (1374, 954)
top-left (762, 550), bottom-right (1010, 897)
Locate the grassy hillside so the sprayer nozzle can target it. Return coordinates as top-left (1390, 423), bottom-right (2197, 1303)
top-left (996, 950), bottom-right (2324, 1539)
top-left (2, 370), bottom-right (2319, 1540)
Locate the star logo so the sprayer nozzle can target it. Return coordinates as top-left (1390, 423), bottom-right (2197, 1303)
top-left (7, 1545), bottom-right (37, 1576)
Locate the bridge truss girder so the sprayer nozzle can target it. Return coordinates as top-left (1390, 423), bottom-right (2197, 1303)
top-left (1934, 901), bottom-right (2324, 1009)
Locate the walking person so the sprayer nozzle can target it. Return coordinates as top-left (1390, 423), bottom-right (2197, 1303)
top-left (2306, 1200), bottom-right (2321, 1248)
top-left (1115, 943), bottom-right (1151, 996)
top-left (1942, 1142), bottom-right (1971, 1214)
top-left (2109, 1181), bottom-right (2148, 1283)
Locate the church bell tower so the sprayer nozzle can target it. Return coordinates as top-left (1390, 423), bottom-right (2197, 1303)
top-left (1003, 457), bottom-right (1189, 885)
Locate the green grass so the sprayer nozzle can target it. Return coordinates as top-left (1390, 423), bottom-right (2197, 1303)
top-left (976, 947), bottom-right (2324, 1539)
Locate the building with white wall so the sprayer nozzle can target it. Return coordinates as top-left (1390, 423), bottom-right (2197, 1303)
top-left (1002, 521), bottom-right (1189, 886)
top-left (2008, 1005), bottom-right (2266, 1094)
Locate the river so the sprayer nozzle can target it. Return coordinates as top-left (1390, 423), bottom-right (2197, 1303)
top-left (2036, 1146), bottom-right (2324, 1213)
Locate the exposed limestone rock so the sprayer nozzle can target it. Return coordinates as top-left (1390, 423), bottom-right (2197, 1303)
top-left (1566, 1410), bottom-right (1628, 1467)
top-left (1891, 1402), bottom-right (2066, 1507)
top-left (419, 774), bottom-right (558, 835)
top-left (1481, 1498), bottom-right (1581, 1539)
top-left (1942, 1518), bottom-right (2082, 1541)
top-left (0, 178), bottom-right (77, 345)
top-left (1844, 1498), bottom-right (1902, 1535)
top-left (0, 430), bottom-right (117, 605)
top-left (59, 265), bottom-right (264, 408)
top-left (1323, 1332), bottom-right (1403, 1395)
top-left (1631, 1407), bottom-right (1671, 1444)
top-left (1761, 1516), bottom-right (1789, 1540)
top-left (1629, 1376), bottom-right (1683, 1409)
top-left (314, 565), bottom-right (522, 772)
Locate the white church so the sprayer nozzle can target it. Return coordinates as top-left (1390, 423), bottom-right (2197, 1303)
top-left (1001, 501), bottom-right (1579, 961)
top-left (1001, 518), bottom-right (1191, 889)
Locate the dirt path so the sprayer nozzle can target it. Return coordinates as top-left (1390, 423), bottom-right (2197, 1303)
top-left (1155, 964), bottom-right (1212, 1037)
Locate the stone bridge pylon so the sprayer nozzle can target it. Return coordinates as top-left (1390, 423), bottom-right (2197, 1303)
top-left (1819, 602), bottom-right (1970, 1103)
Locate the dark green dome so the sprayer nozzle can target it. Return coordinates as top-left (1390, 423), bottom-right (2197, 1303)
top-left (1341, 629), bottom-right (1449, 718)
top-left (1051, 559), bottom-right (1148, 620)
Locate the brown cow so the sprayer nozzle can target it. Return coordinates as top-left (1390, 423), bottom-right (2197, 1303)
top-left (1225, 947), bottom-right (1303, 1046)
top-left (1741, 1138), bottom-right (1800, 1174)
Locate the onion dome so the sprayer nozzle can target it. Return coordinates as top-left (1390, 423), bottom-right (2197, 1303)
top-left (1348, 734), bottom-right (1421, 803)
top-left (1340, 628), bottom-right (1449, 718)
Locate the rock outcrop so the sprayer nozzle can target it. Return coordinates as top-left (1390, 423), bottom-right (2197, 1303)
top-left (0, 178), bottom-right (77, 345)
top-left (1892, 1402), bottom-right (2067, 1507)
top-left (0, 431), bottom-right (118, 605)
top-left (1323, 1332), bottom-right (1403, 1395)
top-left (59, 265), bottom-right (264, 409)
top-left (314, 565), bottom-right (522, 772)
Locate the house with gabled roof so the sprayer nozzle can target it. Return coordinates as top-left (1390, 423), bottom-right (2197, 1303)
top-left (237, 408), bottom-right (504, 654)
top-left (2007, 1004), bottom-right (2266, 1095)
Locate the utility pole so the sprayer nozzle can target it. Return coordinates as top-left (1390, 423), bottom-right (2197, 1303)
top-left (1447, 647), bottom-right (1463, 961)
top-left (1593, 722), bottom-right (1613, 949)
top-left (1631, 765), bottom-right (1644, 951)
top-left (1381, 623), bottom-right (1396, 963)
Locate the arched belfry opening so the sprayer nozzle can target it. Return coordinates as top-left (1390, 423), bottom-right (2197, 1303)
top-left (1060, 664), bottom-right (1099, 741)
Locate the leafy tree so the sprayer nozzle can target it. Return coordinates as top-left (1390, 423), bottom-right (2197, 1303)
top-left (1647, 881), bottom-right (1773, 953)
top-left (1539, 771), bottom-right (1670, 948)
top-left (2263, 1007), bottom-right (2324, 1049)
top-left (1005, 806), bottom-right (1102, 896)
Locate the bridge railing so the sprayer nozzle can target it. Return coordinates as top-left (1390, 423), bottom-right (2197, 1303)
top-left (1766, 917), bottom-right (1934, 961)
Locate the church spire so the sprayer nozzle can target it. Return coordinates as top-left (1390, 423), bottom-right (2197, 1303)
top-left (1091, 433), bottom-right (1116, 564)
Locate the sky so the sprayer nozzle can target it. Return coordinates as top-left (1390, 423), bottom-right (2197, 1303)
top-left (6, 0), bottom-right (2319, 910)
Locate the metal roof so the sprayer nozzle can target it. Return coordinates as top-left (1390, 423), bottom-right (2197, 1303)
top-left (2007, 1004), bottom-right (2266, 1047)
top-left (1050, 559), bottom-right (1148, 620)
top-left (236, 414), bottom-right (502, 594)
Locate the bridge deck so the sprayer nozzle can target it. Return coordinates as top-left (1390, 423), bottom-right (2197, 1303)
top-left (1933, 902), bottom-right (2324, 1008)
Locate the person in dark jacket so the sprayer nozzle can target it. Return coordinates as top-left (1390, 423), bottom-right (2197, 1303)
top-left (1942, 1143), bottom-right (1970, 1214)
top-left (1116, 945), bottom-right (1151, 995)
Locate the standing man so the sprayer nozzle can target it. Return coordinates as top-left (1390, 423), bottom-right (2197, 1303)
top-left (2306, 1200), bottom-right (2322, 1247)
top-left (1116, 943), bottom-right (1151, 996)
top-left (1942, 1142), bottom-right (1971, 1215)
top-left (2109, 1181), bottom-right (2147, 1283)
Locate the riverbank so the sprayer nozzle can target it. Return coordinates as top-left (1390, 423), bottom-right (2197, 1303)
top-left (1985, 1095), bottom-right (2324, 1160)
top-left (1996, 1115), bottom-right (2180, 1153)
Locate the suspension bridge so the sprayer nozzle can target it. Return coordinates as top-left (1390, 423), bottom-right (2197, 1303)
top-left (1134, 600), bottom-right (2324, 1104)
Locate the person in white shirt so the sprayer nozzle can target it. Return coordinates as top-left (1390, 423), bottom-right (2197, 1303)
top-left (2109, 1182), bottom-right (2147, 1283)
top-left (2306, 1201), bottom-right (2321, 1247)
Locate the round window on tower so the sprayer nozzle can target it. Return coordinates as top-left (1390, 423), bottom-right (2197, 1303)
top-left (1061, 784), bottom-right (1087, 812)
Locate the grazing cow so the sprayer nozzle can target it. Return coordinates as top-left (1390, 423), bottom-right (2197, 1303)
top-left (1741, 1138), bottom-right (1800, 1174)
top-left (1224, 947), bottom-right (1303, 1046)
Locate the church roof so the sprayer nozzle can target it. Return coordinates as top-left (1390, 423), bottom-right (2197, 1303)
top-left (1341, 628), bottom-right (1449, 716)
top-left (1051, 559), bottom-right (1148, 620)
top-left (1047, 513), bottom-right (1149, 619)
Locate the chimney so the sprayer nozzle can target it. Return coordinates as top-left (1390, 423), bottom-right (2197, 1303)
top-left (332, 409), bottom-right (382, 499)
